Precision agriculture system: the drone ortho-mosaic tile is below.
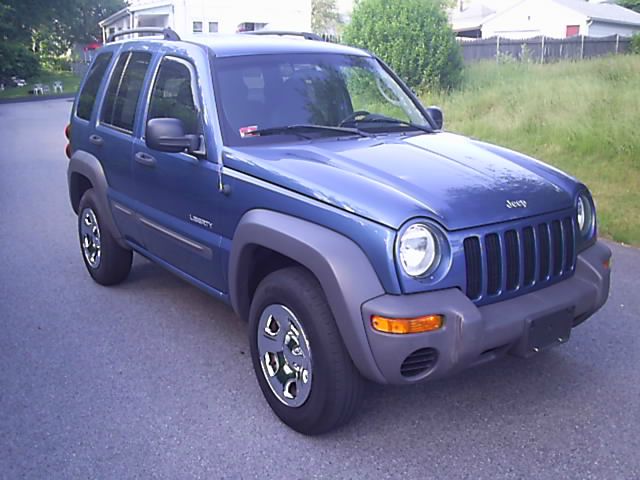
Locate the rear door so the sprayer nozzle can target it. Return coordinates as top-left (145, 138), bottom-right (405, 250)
top-left (71, 51), bottom-right (114, 156)
top-left (132, 53), bottom-right (225, 292)
top-left (94, 49), bottom-right (154, 243)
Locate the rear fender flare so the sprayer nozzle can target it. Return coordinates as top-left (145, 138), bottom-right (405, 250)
top-left (67, 150), bottom-right (127, 248)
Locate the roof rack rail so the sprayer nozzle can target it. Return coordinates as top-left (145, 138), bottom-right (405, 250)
top-left (107, 27), bottom-right (180, 43)
top-left (244, 30), bottom-right (324, 42)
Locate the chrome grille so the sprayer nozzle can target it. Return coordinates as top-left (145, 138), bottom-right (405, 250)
top-left (463, 215), bottom-right (577, 303)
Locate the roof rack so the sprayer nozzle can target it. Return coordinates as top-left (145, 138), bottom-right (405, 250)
top-left (243, 30), bottom-right (324, 42)
top-left (107, 27), bottom-right (181, 43)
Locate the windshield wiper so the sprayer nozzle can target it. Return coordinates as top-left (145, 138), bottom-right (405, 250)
top-left (250, 124), bottom-right (372, 139)
top-left (342, 114), bottom-right (433, 134)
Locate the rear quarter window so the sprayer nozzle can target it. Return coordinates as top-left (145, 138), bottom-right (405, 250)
top-left (76, 53), bottom-right (113, 121)
top-left (100, 51), bottom-right (152, 133)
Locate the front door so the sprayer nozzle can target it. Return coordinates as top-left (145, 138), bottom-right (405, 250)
top-left (94, 50), bottom-right (153, 244)
top-left (132, 55), bottom-right (225, 292)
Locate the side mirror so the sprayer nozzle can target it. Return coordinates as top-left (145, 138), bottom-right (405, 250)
top-left (426, 106), bottom-right (444, 130)
top-left (146, 117), bottom-right (199, 154)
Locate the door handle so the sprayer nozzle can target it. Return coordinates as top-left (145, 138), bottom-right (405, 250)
top-left (135, 151), bottom-right (157, 167)
top-left (89, 134), bottom-right (104, 146)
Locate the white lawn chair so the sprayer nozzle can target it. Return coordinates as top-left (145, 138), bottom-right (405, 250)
top-left (53, 81), bottom-right (63, 93)
top-left (33, 83), bottom-right (44, 95)
top-left (42, 84), bottom-right (50, 94)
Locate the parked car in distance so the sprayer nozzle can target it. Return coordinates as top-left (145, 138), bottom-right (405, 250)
top-left (66, 28), bottom-right (611, 435)
top-left (11, 76), bottom-right (27, 87)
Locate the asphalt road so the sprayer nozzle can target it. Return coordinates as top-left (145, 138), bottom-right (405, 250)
top-left (1, 99), bottom-right (639, 480)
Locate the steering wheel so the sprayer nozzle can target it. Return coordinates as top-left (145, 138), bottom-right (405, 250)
top-left (338, 110), bottom-right (370, 127)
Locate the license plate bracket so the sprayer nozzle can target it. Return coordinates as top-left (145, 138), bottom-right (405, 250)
top-left (526, 307), bottom-right (574, 355)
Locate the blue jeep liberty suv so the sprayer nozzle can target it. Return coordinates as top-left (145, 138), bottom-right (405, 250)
top-left (66, 28), bottom-right (611, 434)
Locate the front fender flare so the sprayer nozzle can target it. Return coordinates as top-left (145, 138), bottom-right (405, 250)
top-left (229, 209), bottom-right (387, 383)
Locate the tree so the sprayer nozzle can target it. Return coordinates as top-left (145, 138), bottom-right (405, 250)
top-left (60, 0), bottom-right (126, 44)
top-left (312, 0), bottom-right (341, 34)
top-left (0, 0), bottom-right (123, 77)
top-left (618, 0), bottom-right (640, 13)
top-left (343, 0), bottom-right (463, 91)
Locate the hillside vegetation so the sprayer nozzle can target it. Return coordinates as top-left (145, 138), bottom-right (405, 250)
top-left (427, 55), bottom-right (640, 245)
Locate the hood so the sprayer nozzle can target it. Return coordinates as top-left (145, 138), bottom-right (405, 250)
top-left (224, 132), bottom-right (581, 231)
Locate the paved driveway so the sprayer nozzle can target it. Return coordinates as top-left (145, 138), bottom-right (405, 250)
top-left (1, 99), bottom-right (639, 479)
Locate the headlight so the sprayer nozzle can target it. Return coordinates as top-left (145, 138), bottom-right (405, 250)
top-left (576, 193), bottom-right (594, 236)
top-left (398, 224), bottom-right (440, 277)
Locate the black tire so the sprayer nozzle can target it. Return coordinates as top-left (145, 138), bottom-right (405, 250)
top-left (249, 266), bottom-right (364, 435)
top-left (78, 189), bottom-right (132, 286)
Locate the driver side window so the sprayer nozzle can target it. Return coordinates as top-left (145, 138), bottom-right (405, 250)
top-left (148, 57), bottom-right (201, 135)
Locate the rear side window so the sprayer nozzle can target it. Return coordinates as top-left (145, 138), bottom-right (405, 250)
top-left (147, 58), bottom-right (200, 135)
top-left (101, 51), bottom-right (152, 133)
top-left (76, 53), bottom-right (113, 120)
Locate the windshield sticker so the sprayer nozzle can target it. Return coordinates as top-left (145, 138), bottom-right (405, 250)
top-left (239, 125), bottom-right (258, 137)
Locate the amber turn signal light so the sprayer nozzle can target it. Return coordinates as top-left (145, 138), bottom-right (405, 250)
top-left (371, 314), bottom-right (443, 334)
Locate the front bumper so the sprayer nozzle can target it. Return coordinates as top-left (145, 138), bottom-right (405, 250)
top-left (362, 240), bottom-right (611, 385)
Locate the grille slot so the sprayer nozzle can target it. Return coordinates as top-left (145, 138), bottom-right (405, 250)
top-left (562, 217), bottom-right (575, 272)
top-left (464, 237), bottom-right (482, 300)
top-left (462, 213), bottom-right (577, 305)
top-left (551, 220), bottom-right (563, 276)
top-left (504, 230), bottom-right (520, 291)
top-left (538, 223), bottom-right (551, 281)
top-left (485, 233), bottom-right (502, 295)
top-left (400, 348), bottom-right (438, 377)
top-left (523, 227), bottom-right (536, 286)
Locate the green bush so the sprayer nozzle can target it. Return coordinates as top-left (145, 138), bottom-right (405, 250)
top-left (0, 42), bottom-right (40, 82)
top-left (631, 33), bottom-right (640, 55)
top-left (343, 0), bottom-right (463, 91)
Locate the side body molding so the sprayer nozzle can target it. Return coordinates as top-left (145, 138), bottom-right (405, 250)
top-left (229, 209), bottom-right (387, 383)
top-left (67, 150), bottom-right (127, 248)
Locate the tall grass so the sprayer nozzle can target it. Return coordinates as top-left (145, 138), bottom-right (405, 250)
top-left (426, 56), bottom-right (640, 245)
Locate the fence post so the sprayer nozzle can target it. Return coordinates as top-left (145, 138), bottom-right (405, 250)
top-left (615, 34), bottom-right (620, 54)
top-left (496, 35), bottom-right (500, 62)
top-left (581, 35), bottom-right (585, 59)
top-left (541, 36), bottom-right (545, 64)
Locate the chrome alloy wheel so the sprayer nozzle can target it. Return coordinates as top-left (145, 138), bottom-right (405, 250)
top-left (257, 304), bottom-right (313, 408)
top-left (80, 207), bottom-right (101, 269)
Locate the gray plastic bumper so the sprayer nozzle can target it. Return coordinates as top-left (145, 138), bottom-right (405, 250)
top-left (361, 240), bottom-right (611, 385)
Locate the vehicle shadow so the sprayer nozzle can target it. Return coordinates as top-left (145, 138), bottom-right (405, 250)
top-left (119, 255), bottom-right (606, 441)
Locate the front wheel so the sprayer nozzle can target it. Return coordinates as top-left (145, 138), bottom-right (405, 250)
top-left (249, 266), bottom-right (363, 435)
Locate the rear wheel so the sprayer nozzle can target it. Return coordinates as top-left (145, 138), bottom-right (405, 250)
top-left (78, 189), bottom-right (132, 285)
top-left (249, 266), bottom-right (363, 435)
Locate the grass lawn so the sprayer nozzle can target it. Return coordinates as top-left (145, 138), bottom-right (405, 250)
top-left (0, 70), bottom-right (80, 100)
top-left (427, 55), bottom-right (640, 246)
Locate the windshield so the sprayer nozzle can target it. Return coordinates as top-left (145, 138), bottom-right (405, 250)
top-left (213, 53), bottom-right (430, 145)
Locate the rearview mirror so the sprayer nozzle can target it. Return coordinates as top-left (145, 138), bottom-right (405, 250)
top-left (146, 118), bottom-right (200, 153)
top-left (426, 106), bottom-right (444, 130)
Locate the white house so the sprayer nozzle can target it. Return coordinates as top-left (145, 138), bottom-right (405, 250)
top-left (481, 0), bottom-right (640, 38)
top-left (450, 3), bottom-right (498, 38)
top-left (99, 0), bottom-right (312, 42)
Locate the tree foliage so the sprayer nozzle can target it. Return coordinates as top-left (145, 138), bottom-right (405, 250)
top-left (0, 0), bottom-right (123, 78)
top-left (0, 42), bottom-right (40, 81)
top-left (631, 33), bottom-right (640, 54)
top-left (618, 0), bottom-right (640, 13)
top-left (311, 0), bottom-right (341, 34)
top-left (343, 0), bottom-right (463, 91)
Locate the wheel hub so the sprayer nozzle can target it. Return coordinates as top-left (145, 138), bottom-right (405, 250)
top-left (257, 304), bottom-right (312, 407)
top-left (80, 207), bottom-right (101, 268)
